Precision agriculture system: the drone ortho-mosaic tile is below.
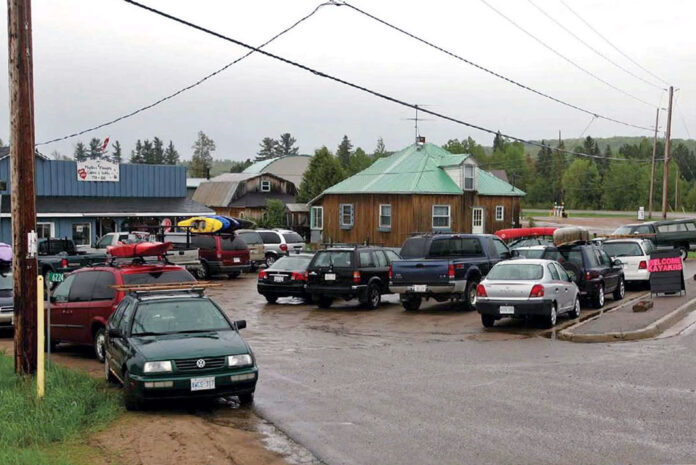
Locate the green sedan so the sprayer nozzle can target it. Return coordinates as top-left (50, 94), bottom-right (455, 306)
top-left (104, 290), bottom-right (258, 410)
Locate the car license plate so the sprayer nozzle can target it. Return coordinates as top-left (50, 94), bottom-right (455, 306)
top-left (324, 273), bottom-right (336, 281)
top-left (413, 285), bottom-right (427, 293)
top-left (273, 275), bottom-right (285, 283)
top-left (233, 257), bottom-right (241, 263)
top-left (190, 377), bottom-right (215, 391)
top-left (499, 305), bottom-right (515, 315)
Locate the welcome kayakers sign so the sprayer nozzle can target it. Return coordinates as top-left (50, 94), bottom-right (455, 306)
top-left (648, 249), bottom-right (685, 296)
top-left (76, 159), bottom-right (119, 182)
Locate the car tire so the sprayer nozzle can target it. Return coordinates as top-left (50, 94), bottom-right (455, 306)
top-left (481, 315), bottom-right (496, 328)
top-left (93, 327), bottom-right (106, 363)
top-left (317, 296), bottom-right (333, 309)
top-left (123, 369), bottom-right (142, 411)
top-left (238, 392), bottom-right (254, 406)
top-left (264, 295), bottom-right (278, 304)
top-left (228, 271), bottom-right (241, 279)
top-left (104, 357), bottom-right (118, 385)
top-left (569, 298), bottom-right (581, 319)
top-left (363, 284), bottom-right (381, 310)
top-left (544, 302), bottom-right (558, 329)
top-left (401, 295), bottom-right (422, 312)
top-left (613, 277), bottom-right (625, 301)
top-left (198, 262), bottom-right (210, 280)
top-left (265, 255), bottom-right (277, 267)
top-left (592, 284), bottom-right (605, 309)
top-left (463, 278), bottom-right (480, 311)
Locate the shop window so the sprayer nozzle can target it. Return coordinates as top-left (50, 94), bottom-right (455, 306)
top-left (72, 223), bottom-right (91, 246)
top-left (37, 222), bottom-right (54, 239)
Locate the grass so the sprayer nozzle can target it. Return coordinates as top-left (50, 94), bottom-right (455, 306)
top-left (0, 352), bottom-right (121, 465)
top-left (689, 251), bottom-right (696, 259)
top-left (522, 209), bottom-right (635, 219)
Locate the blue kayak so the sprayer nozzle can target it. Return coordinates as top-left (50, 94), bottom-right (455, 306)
top-left (208, 215), bottom-right (232, 231)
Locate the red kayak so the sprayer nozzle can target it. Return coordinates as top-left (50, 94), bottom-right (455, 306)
top-left (495, 227), bottom-right (557, 241)
top-left (107, 242), bottom-right (173, 258)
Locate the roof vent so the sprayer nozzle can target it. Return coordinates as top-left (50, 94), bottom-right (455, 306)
top-left (416, 136), bottom-right (426, 149)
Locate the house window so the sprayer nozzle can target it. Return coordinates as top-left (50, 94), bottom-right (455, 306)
top-left (36, 222), bottom-right (54, 239)
top-left (340, 204), bottom-right (354, 229)
top-left (495, 205), bottom-right (504, 221)
top-left (379, 204), bottom-right (391, 229)
top-left (72, 223), bottom-right (91, 246)
top-left (311, 206), bottom-right (323, 230)
top-left (463, 164), bottom-right (475, 191)
top-left (260, 180), bottom-right (271, 192)
top-left (432, 205), bottom-right (451, 229)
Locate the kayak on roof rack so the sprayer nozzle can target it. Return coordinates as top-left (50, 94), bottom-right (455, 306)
top-left (107, 242), bottom-right (173, 258)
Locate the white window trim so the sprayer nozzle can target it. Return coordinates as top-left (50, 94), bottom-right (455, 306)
top-left (495, 205), bottom-right (504, 221)
top-left (311, 206), bottom-right (323, 230)
top-left (260, 180), bottom-right (271, 192)
top-left (340, 204), bottom-right (354, 229)
top-left (432, 204), bottom-right (451, 229)
top-left (37, 222), bottom-right (55, 239)
top-left (379, 204), bottom-right (391, 229)
top-left (463, 163), bottom-right (476, 191)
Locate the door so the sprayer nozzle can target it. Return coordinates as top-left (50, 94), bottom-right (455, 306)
top-left (546, 263), bottom-right (566, 310)
top-left (54, 271), bottom-right (99, 343)
top-left (109, 299), bottom-right (137, 380)
top-left (358, 250), bottom-right (378, 287)
top-left (554, 263), bottom-right (574, 310)
top-left (90, 271), bottom-right (118, 332)
top-left (49, 274), bottom-right (75, 341)
top-left (374, 250), bottom-right (390, 291)
top-left (596, 248), bottom-right (618, 292)
top-left (472, 208), bottom-right (484, 234)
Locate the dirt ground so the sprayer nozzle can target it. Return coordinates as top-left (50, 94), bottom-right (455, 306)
top-left (529, 214), bottom-right (638, 235)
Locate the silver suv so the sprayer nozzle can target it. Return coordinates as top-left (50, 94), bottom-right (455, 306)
top-left (257, 229), bottom-right (306, 266)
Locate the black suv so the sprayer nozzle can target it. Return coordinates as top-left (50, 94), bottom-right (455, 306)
top-left (306, 246), bottom-right (401, 309)
top-left (539, 243), bottom-right (625, 308)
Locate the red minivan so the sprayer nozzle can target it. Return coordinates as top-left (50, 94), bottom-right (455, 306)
top-left (191, 234), bottom-right (251, 279)
top-left (49, 263), bottom-right (195, 362)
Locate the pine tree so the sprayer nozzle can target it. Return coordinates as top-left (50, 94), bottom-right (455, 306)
top-left (336, 135), bottom-right (353, 168)
top-left (130, 140), bottom-right (144, 163)
top-left (347, 147), bottom-right (372, 175)
top-left (164, 141), bottom-right (180, 165)
top-left (256, 137), bottom-right (278, 161)
top-left (373, 137), bottom-right (387, 158)
top-left (297, 147), bottom-right (345, 202)
top-left (74, 142), bottom-right (88, 161)
top-left (141, 139), bottom-right (155, 164)
top-left (111, 141), bottom-right (122, 163)
top-left (88, 138), bottom-right (102, 158)
top-left (535, 141), bottom-right (553, 179)
top-left (276, 133), bottom-right (299, 156)
top-left (150, 137), bottom-right (165, 164)
top-left (189, 131), bottom-right (215, 177)
top-left (492, 131), bottom-right (507, 153)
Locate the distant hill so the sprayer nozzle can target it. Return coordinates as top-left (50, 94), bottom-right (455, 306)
top-left (484, 136), bottom-right (696, 154)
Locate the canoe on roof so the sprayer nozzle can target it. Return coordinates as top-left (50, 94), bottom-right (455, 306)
top-left (495, 227), bottom-right (557, 241)
top-left (553, 227), bottom-right (590, 247)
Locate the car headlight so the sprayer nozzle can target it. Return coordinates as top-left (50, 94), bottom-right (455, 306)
top-left (143, 361), bottom-right (173, 373)
top-left (227, 354), bottom-right (253, 368)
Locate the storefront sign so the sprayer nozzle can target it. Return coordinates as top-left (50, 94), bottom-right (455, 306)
top-left (76, 159), bottom-right (119, 182)
top-left (648, 249), bottom-right (685, 295)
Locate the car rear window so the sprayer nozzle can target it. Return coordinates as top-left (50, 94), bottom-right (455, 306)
top-left (221, 235), bottom-right (247, 251)
top-left (259, 232), bottom-right (281, 244)
top-left (312, 251), bottom-right (353, 268)
top-left (191, 235), bottom-right (216, 250)
top-left (517, 248), bottom-right (546, 259)
top-left (558, 249), bottom-right (585, 268)
top-left (238, 231), bottom-right (262, 245)
top-left (282, 232), bottom-right (304, 244)
top-left (487, 264), bottom-right (543, 280)
top-left (429, 238), bottom-right (483, 257)
top-left (400, 237), bottom-right (427, 259)
top-left (269, 256), bottom-right (312, 271)
top-left (122, 269), bottom-right (195, 285)
top-left (603, 242), bottom-right (644, 257)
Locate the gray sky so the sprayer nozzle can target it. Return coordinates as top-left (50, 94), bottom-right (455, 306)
top-left (0, 0), bottom-right (694, 161)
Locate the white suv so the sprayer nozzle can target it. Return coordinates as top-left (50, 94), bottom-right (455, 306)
top-left (602, 238), bottom-right (653, 283)
top-left (257, 229), bottom-right (306, 266)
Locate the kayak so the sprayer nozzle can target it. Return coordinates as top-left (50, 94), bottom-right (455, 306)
top-left (210, 215), bottom-right (232, 231)
top-left (495, 227), bottom-right (557, 241)
top-left (178, 216), bottom-right (224, 233)
top-left (0, 243), bottom-right (11, 262)
top-left (107, 242), bottom-right (173, 258)
top-left (553, 227), bottom-right (590, 247)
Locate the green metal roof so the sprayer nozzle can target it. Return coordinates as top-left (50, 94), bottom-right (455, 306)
top-left (477, 168), bottom-right (525, 196)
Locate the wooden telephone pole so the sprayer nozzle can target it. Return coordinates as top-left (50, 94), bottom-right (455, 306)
top-left (647, 108), bottom-right (659, 219)
top-left (661, 86), bottom-right (674, 220)
top-left (8, 0), bottom-right (39, 374)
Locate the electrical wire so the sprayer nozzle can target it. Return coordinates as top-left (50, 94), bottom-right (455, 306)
top-left (34, 1), bottom-right (334, 146)
top-left (338, 1), bottom-right (654, 132)
top-left (120, 0), bottom-right (658, 164)
top-left (479, 0), bottom-right (657, 108)
top-left (527, 0), bottom-right (664, 90)
top-left (560, 0), bottom-right (670, 88)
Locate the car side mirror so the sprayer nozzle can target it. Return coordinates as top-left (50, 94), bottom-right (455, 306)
top-left (613, 259), bottom-right (623, 267)
top-left (511, 250), bottom-right (519, 257)
top-left (108, 328), bottom-right (122, 338)
top-left (235, 320), bottom-right (247, 330)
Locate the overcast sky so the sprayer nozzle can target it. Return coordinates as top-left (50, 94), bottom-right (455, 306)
top-left (0, 0), bottom-right (694, 160)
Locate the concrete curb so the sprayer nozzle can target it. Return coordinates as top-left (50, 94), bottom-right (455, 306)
top-left (557, 294), bottom-right (696, 343)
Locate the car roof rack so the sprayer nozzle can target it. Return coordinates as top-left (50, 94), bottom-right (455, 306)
top-left (111, 281), bottom-right (221, 297)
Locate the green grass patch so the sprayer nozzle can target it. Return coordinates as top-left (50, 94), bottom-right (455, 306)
top-left (689, 251), bottom-right (696, 259)
top-left (0, 352), bottom-right (121, 465)
top-left (522, 210), bottom-right (635, 219)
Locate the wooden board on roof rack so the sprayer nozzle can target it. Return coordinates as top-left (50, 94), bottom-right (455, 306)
top-left (111, 281), bottom-right (221, 293)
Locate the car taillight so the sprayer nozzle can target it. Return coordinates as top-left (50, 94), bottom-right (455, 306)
top-left (447, 264), bottom-right (455, 280)
top-left (280, 244), bottom-right (288, 252)
top-left (476, 284), bottom-right (487, 297)
top-left (61, 258), bottom-right (68, 268)
top-left (303, 271), bottom-right (309, 280)
top-left (353, 271), bottom-right (361, 283)
top-left (258, 270), bottom-right (267, 280)
top-left (217, 251), bottom-right (222, 260)
top-left (529, 284), bottom-right (545, 298)
top-left (388, 265), bottom-right (393, 280)
top-left (639, 260), bottom-right (647, 270)
top-left (291, 271), bottom-right (306, 281)
top-left (585, 270), bottom-right (600, 280)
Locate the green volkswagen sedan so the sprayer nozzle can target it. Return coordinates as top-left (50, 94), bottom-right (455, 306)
top-left (104, 290), bottom-right (258, 410)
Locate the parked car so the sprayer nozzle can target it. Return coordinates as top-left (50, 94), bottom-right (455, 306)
top-left (38, 238), bottom-right (106, 276)
top-left (0, 270), bottom-right (13, 327)
top-left (612, 218), bottom-right (696, 260)
top-left (306, 246), bottom-right (401, 309)
top-left (389, 234), bottom-right (514, 312)
top-left (148, 232), bottom-right (203, 277)
top-left (257, 229), bottom-right (305, 266)
top-left (602, 239), bottom-right (653, 284)
top-left (236, 230), bottom-right (265, 270)
top-left (257, 253), bottom-right (314, 303)
top-left (190, 234), bottom-right (251, 279)
top-left (104, 288), bottom-right (257, 410)
top-left (48, 262), bottom-right (196, 362)
top-left (476, 259), bottom-right (581, 328)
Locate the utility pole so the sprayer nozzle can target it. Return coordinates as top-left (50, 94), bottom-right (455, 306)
top-left (8, 0), bottom-right (39, 374)
top-left (675, 165), bottom-right (679, 211)
top-left (647, 108), bottom-right (659, 219)
top-left (661, 86), bottom-right (673, 220)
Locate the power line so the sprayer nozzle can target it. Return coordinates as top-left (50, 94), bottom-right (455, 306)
top-left (339, 1), bottom-right (654, 132)
top-left (35, 1), bottom-right (334, 146)
top-left (479, 0), bottom-right (657, 108)
top-left (560, 0), bottom-right (670, 88)
top-left (121, 0), bottom-right (656, 164)
top-left (526, 0), bottom-right (664, 90)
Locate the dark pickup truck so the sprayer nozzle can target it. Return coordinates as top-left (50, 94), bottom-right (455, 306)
top-left (38, 238), bottom-right (106, 276)
top-left (389, 234), bottom-right (514, 311)
top-left (612, 218), bottom-right (696, 260)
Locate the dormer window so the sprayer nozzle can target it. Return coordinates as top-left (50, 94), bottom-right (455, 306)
top-left (463, 164), bottom-right (475, 191)
top-left (260, 180), bottom-right (271, 192)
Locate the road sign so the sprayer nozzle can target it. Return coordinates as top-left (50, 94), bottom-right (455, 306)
top-left (47, 272), bottom-right (64, 283)
top-left (648, 249), bottom-right (685, 296)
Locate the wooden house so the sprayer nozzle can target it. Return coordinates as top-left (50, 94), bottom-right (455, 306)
top-left (307, 141), bottom-right (525, 247)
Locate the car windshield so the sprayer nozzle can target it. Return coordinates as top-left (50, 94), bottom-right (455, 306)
top-left (516, 248), bottom-right (546, 259)
top-left (131, 298), bottom-right (231, 335)
top-left (612, 226), bottom-right (633, 235)
top-left (122, 269), bottom-right (195, 285)
top-left (0, 272), bottom-right (12, 290)
top-left (487, 264), bottom-right (543, 280)
top-left (603, 242), bottom-right (644, 257)
top-left (557, 249), bottom-right (584, 268)
top-left (269, 256), bottom-right (312, 271)
top-left (312, 251), bottom-right (353, 268)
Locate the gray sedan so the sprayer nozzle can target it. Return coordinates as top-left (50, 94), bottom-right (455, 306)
top-left (475, 259), bottom-right (580, 328)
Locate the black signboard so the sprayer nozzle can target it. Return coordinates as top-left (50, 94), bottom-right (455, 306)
top-left (648, 249), bottom-right (686, 295)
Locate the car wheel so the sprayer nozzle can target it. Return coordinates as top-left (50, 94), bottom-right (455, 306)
top-left (364, 284), bottom-right (381, 310)
top-left (678, 246), bottom-right (688, 261)
top-left (463, 278), bottom-right (480, 311)
top-left (265, 255), bottom-right (276, 267)
top-left (544, 302), bottom-right (558, 328)
top-left (569, 298), bottom-right (581, 319)
top-left (93, 327), bottom-right (106, 363)
top-left (123, 369), bottom-right (143, 411)
top-left (104, 357), bottom-right (118, 384)
top-left (593, 284), bottom-right (605, 309)
top-left (238, 392), bottom-right (254, 406)
top-left (317, 296), bottom-right (333, 309)
top-left (198, 262), bottom-right (210, 280)
top-left (481, 315), bottom-right (496, 328)
top-left (613, 277), bottom-right (625, 301)
top-left (401, 295), bottom-right (422, 312)
top-left (264, 295), bottom-right (278, 304)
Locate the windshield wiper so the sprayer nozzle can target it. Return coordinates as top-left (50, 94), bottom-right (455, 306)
top-left (132, 331), bottom-right (164, 337)
top-left (172, 329), bottom-right (219, 334)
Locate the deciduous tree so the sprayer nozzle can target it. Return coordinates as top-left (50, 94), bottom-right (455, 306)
top-left (297, 147), bottom-right (345, 202)
top-left (189, 131), bottom-right (216, 177)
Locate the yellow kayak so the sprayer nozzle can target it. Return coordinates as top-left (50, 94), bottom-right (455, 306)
top-left (177, 216), bottom-right (224, 233)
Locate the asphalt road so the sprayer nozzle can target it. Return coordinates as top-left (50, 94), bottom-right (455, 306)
top-left (203, 275), bottom-right (696, 465)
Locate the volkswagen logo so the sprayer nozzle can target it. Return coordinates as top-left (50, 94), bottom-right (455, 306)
top-left (196, 359), bottom-right (206, 369)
